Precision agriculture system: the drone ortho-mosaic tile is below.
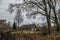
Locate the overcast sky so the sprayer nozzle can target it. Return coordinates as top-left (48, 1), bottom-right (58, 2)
top-left (0, 0), bottom-right (60, 25)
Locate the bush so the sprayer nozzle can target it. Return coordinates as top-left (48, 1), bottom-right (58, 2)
top-left (13, 22), bottom-right (16, 30)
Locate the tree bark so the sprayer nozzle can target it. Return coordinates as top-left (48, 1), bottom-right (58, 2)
top-left (53, 8), bottom-right (59, 32)
top-left (42, 0), bottom-right (51, 34)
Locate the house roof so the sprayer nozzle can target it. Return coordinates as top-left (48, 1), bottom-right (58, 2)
top-left (21, 24), bottom-right (36, 29)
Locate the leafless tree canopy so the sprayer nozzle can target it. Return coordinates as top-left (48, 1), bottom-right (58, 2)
top-left (8, 0), bottom-right (60, 33)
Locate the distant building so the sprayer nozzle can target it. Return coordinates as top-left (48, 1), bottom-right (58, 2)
top-left (15, 24), bottom-right (42, 31)
top-left (20, 24), bottom-right (36, 31)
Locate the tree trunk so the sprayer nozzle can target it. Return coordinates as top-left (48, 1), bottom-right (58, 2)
top-left (42, 0), bottom-right (51, 34)
top-left (53, 8), bottom-right (59, 32)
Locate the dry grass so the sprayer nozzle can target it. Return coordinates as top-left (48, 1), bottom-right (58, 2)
top-left (11, 31), bottom-right (60, 40)
top-left (11, 31), bottom-right (41, 34)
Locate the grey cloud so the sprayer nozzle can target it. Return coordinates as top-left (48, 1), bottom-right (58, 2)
top-left (0, 0), bottom-right (60, 25)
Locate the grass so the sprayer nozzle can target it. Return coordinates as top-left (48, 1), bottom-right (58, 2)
top-left (11, 31), bottom-right (41, 34)
top-left (10, 31), bottom-right (60, 40)
top-left (1, 30), bottom-right (60, 40)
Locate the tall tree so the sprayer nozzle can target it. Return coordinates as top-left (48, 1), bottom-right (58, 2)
top-left (49, 0), bottom-right (59, 32)
top-left (14, 9), bottom-right (23, 26)
top-left (42, 0), bottom-right (51, 34)
top-left (8, 3), bottom-right (24, 26)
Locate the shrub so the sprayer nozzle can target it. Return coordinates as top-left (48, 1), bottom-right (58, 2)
top-left (13, 22), bottom-right (16, 30)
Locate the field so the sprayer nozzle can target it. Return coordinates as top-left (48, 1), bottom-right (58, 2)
top-left (10, 31), bottom-right (60, 40)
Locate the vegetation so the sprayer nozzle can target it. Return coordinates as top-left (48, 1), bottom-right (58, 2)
top-left (13, 22), bottom-right (16, 30)
top-left (14, 9), bottom-right (24, 26)
top-left (0, 0), bottom-right (60, 40)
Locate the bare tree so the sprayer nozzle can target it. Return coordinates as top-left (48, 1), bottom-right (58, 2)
top-left (8, 3), bottom-right (24, 26)
top-left (8, 0), bottom-right (59, 33)
top-left (14, 9), bottom-right (24, 26)
top-left (49, 0), bottom-right (59, 32)
top-left (20, 0), bottom-right (53, 34)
